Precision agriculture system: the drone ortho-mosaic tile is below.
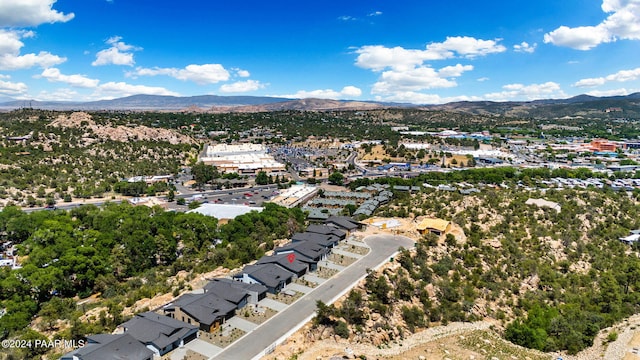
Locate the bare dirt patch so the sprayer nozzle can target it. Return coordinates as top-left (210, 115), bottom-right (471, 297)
top-left (328, 253), bottom-right (358, 266)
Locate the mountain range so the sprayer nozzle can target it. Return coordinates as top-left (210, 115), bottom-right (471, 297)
top-left (1, 93), bottom-right (639, 117)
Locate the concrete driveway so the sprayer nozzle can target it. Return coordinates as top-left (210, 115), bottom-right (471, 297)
top-left (180, 338), bottom-right (223, 359)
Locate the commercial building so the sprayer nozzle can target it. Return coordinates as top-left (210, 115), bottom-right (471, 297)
top-left (199, 143), bottom-right (285, 175)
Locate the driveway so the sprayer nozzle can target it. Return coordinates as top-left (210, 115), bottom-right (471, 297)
top-left (180, 338), bottom-right (223, 359)
top-left (212, 234), bottom-right (414, 360)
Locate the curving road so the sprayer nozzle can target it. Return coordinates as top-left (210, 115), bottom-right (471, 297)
top-left (213, 234), bottom-right (414, 360)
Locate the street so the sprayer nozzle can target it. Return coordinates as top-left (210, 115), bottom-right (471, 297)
top-left (212, 234), bottom-right (414, 360)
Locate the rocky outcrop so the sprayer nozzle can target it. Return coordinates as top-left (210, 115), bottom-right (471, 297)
top-left (48, 112), bottom-right (196, 145)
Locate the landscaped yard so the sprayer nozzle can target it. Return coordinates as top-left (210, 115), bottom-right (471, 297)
top-left (267, 290), bottom-right (303, 305)
top-left (238, 305), bottom-right (277, 324)
top-left (200, 327), bottom-right (246, 348)
top-left (340, 243), bottom-right (369, 256)
top-left (315, 266), bottom-right (339, 279)
top-left (294, 276), bottom-right (318, 288)
top-left (328, 253), bottom-right (358, 266)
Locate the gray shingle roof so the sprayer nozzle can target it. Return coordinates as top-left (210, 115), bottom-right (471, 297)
top-left (291, 232), bottom-right (339, 247)
top-left (275, 241), bottom-right (328, 261)
top-left (61, 334), bottom-right (153, 360)
top-left (168, 293), bottom-right (236, 326)
top-left (242, 263), bottom-right (295, 289)
top-left (306, 224), bottom-right (347, 238)
top-left (325, 216), bottom-right (361, 230)
top-left (209, 278), bottom-right (267, 297)
top-left (256, 253), bottom-right (310, 275)
top-left (121, 311), bottom-right (197, 351)
top-left (203, 281), bottom-right (250, 304)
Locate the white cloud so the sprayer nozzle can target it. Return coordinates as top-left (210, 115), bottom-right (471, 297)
top-left (92, 82), bottom-right (179, 99)
top-left (586, 87), bottom-right (638, 96)
top-left (355, 36), bottom-right (505, 71)
top-left (368, 11), bottom-right (383, 16)
top-left (574, 67), bottom-right (640, 87)
top-left (355, 38), bottom-right (501, 102)
top-left (513, 41), bottom-right (537, 53)
top-left (544, 0), bottom-right (640, 50)
top-left (341, 85), bottom-right (362, 97)
top-left (543, 26), bottom-right (610, 50)
top-left (0, 29), bottom-right (66, 70)
top-left (484, 82), bottom-right (567, 101)
top-left (374, 92), bottom-right (482, 105)
top-left (477, 77), bottom-right (490, 82)
top-left (355, 45), bottom-right (440, 72)
top-left (35, 88), bottom-right (79, 101)
top-left (235, 69), bottom-right (250, 77)
top-left (39, 68), bottom-right (99, 88)
top-left (0, 0), bottom-right (74, 27)
top-left (426, 36), bottom-right (507, 59)
top-left (0, 78), bottom-right (28, 96)
top-left (574, 78), bottom-right (607, 87)
top-left (371, 64), bottom-right (473, 94)
top-left (338, 15), bottom-right (356, 21)
top-left (219, 80), bottom-right (265, 93)
top-left (282, 86), bottom-right (362, 99)
top-left (128, 63), bottom-right (230, 84)
top-left (92, 36), bottom-right (141, 66)
top-left (439, 64), bottom-right (474, 77)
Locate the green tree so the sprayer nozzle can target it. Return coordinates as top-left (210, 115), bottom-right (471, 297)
top-left (191, 162), bottom-right (217, 188)
top-left (328, 171), bottom-right (344, 186)
top-left (255, 171), bottom-right (269, 185)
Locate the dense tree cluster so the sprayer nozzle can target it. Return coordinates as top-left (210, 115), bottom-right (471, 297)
top-left (0, 202), bottom-right (304, 352)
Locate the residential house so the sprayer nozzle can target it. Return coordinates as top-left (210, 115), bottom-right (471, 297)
top-left (275, 241), bottom-right (329, 263)
top-left (118, 311), bottom-right (198, 356)
top-left (162, 293), bottom-right (237, 333)
top-left (61, 334), bottom-right (153, 360)
top-left (205, 278), bottom-right (267, 304)
top-left (417, 218), bottom-right (452, 236)
top-left (237, 263), bottom-right (295, 294)
top-left (325, 216), bottom-right (364, 233)
top-left (203, 280), bottom-right (251, 309)
top-left (256, 253), bottom-right (313, 277)
top-left (306, 224), bottom-right (347, 240)
top-left (291, 232), bottom-right (339, 249)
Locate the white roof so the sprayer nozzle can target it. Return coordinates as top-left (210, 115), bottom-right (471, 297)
top-left (187, 203), bottom-right (263, 219)
top-left (620, 234), bottom-right (640, 242)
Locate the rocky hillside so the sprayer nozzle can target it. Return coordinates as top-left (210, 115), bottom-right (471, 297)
top-left (276, 185), bottom-right (640, 358)
top-left (208, 98), bottom-right (388, 112)
top-left (48, 112), bottom-right (196, 145)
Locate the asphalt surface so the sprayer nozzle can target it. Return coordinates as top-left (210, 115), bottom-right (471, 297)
top-left (213, 234), bottom-right (414, 360)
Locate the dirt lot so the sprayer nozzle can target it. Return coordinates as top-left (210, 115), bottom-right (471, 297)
top-left (263, 321), bottom-right (552, 360)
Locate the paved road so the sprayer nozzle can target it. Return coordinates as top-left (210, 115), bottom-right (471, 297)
top-left (213, 234), bottom-right (414, 360)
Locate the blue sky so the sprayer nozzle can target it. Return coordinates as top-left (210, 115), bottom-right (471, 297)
top-left (0, 0), bottom-right (639, 104)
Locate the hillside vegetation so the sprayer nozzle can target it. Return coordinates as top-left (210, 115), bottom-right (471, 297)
top-left (0, 110), bottom-right (196, 206)
top-left (0, 202), bottom-right (305, 359)
top-left (314, 183), bottom-right (640, 355)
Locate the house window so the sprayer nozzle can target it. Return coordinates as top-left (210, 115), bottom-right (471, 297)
top-left (188, 318), bottom-right (191, 324)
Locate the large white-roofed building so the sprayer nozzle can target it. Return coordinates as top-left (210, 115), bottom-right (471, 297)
top-left (187, 203), bottom-right (263, 224)
top-left (199, 143), bottom-right (286, 175)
